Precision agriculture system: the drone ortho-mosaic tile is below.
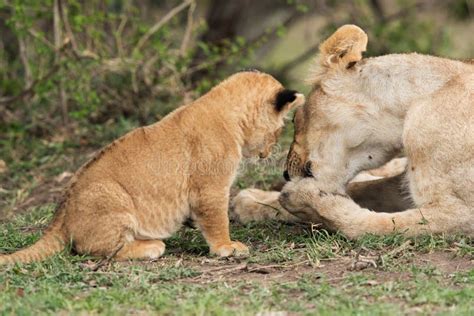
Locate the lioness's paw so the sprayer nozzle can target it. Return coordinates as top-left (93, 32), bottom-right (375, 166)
top-left (210, 241), bottom-right (249, 257)
top-left (278, 178), bottom-right (327, 224)
top-left (279, 178), bottom-right (320, 210)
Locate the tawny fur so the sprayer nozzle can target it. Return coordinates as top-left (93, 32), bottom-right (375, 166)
top-left (0, 71), bottom-right (304, 264)
top-left (279, 25), bottom-right (473, 238)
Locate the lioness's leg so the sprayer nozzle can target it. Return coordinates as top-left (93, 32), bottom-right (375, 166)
top-left (115, 240), bottom-right (165, 260)
top-left (232, 173), bottom-right (411, 224)
top-left (315, 195), bottom-right (472, 238)
top-left (280, 178), bottom-right (473, 238)
top-left (192, 189), bottom-right (249, 257)
top-left (348, 173), bottom-right (413, 212)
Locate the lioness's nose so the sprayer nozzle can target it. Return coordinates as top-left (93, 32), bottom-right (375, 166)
top-left (283, 170), bottom-right (290, 181)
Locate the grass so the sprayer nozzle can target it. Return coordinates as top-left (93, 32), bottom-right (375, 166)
top-left (1, 204), bottom-right (473, 315)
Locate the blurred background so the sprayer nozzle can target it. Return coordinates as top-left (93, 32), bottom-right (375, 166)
top-left (0, 0), bottom-right (473, 216)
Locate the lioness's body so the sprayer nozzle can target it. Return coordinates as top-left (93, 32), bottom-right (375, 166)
top-left (0, 71), bottom-right (304, 264)
top-left (236, 26), bottom-right (474, 238)
top-left (281, 26), bottom-right (474, 238)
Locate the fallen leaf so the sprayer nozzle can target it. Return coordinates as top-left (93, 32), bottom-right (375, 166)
top-left (364, 280), bottom-right (379, 286)
top-left (55, 171), bottom-right (73, 183)
top-left (16, 288), bottom-right (25, 297)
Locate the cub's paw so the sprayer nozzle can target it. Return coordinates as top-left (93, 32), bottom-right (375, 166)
top-left (210, 241), bottom-right (249, 257)
top-left (231, 189), bottom-right (282, 223)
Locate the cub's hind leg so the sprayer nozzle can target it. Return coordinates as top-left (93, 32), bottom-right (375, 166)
top-left (66, 180), bottom-right (168, 261)
top-left (191, 187), bottom-right (249, 257)
top-left (71, 212), bottom-right (166, 261)
top-left (69, 211), bottom-right (135, 258)
top-left (115, 240), bottom-right (165, 261)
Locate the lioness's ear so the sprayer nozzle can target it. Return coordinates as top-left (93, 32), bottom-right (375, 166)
top-left (319, 24), bottom-right (367, 70)
top-left (274, 89), bottom-right (305, 112)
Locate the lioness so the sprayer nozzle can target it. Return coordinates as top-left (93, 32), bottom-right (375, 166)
top-left (282, 25), bottom-right (474, 238)
top-left (0, 71), bottom-right (304, 264)
top-left (236, 25), bottom-right (473, 238)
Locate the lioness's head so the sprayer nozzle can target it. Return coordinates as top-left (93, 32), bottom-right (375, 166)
top-left (225, 71), bottom-right (305, 159)
top-left (284, 25), bottom-right (402, 192)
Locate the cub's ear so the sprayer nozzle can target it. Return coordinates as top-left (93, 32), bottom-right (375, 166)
top-left (274, 89), bottom-right (305, 112)
top-left (319, 24), bottom-right (367, 70)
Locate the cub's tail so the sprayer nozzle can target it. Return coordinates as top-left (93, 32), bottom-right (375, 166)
top-left (0, 207), bottom-right (67, 265)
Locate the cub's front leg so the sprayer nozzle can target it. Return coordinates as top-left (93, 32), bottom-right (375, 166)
top-left (191, 186), bottom-right (249, 257)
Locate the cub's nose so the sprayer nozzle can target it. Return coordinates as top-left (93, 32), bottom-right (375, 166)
top-left (283, 170), bottom-right (290, 181)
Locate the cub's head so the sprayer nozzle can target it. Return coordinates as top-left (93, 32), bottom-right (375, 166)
top-left (284, 25), bottom-right (400, 192)
top-left (228, 71), bottom-right (305, 159)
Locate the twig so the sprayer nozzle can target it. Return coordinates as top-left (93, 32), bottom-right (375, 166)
top-left (180, 0), bottom-right (196, 56)
top-left (350, 251), bottom-right (378, 271)
top-left (54, 0), bottom-right (68, 126)
top-left (134, 0), bottom-right (192, 54)
top-left (0, 64), bottom-right (61, 105)
top-left (28, 29), bottom-right (55, 49)
top-left (247, 260), bottom-right (310, 273)
top-left (247, 9), bottom-right (307, 47)
top-left (58, 0), bottom-right (99, 60)
top-left (90, 243), bottom-right (124, 272)
top-left (195, 260), bottom-right (310, 279)
top-left (276, 42), bottom-right (320, 76)
top-left (186, 55), bottom-right (229, 74)
top-left (385, 240), bottom-right (413, 258)
top-left (115, 14), bottom-right (128, 58)
top-left (142, 54), bottom-right (160, 87)
top-left (100, 57), bottom-right (137, 73)
top-left (57, 0), bottom-right (78, 52)
top-left (453, 242), bottom-right (474, 251)
top-left (17, 34), bottom-right (32, 88)
top-left (198, 263), bottom-right (248, 275)
top-left (256, 201), bottom-right (282, 213)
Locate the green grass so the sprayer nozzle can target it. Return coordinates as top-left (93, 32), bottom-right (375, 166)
top-left (1, 205), bottom-right (473, 315)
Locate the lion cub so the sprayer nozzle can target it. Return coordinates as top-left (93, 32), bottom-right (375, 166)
top-left (0, 71), bottom-right (304, 264)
